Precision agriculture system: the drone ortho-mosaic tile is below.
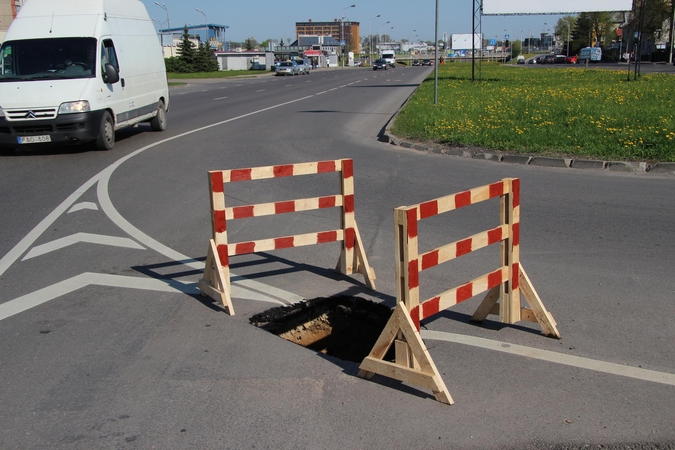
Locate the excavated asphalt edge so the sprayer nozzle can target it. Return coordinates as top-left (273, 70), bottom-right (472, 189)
top-left (379, 94), bottom-right (675, 176)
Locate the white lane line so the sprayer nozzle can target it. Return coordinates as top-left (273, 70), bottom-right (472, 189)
top-left (316, 91), bottom-right (328, 95)
top-left (256, 89), bottom-right (265, 92)
top-left (0, 273), bottom-right (288, 321)
top-left (213, 96), bottom-right (228, 101)
top-left (22, 233), bottom-right (145, 260)
top-left (68, 202), bottom-right (98, 213)
top-left (422, 330), bottom-right (675, 387)
top-left (329, 88), bottom-right (338, 91)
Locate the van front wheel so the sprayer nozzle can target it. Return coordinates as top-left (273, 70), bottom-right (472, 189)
top-left (150, 100), bottom-right (167, 131)
top-left (95, 112), bottom-right (115, 151)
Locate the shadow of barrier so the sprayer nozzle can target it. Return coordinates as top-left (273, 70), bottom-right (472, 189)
top-left (358, 178), bottom-right (561, 404)
top-left (198, 158), bottom-right (376, 315)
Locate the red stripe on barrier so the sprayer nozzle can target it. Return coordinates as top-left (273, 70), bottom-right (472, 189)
top-left (211, 172), bottom-right (224, 193)
top-left (232, 205), bottom-right (254, 219)
top-left (457, 283), bottom-right (473, 303)
top-left (410, 305), bottom-right (421, 332)
top-left (214, 210), bottom-right (227, 233)
top-left (488, 227), bottom-right (503, 245)
top-left (344, 194), bottom-right (355, 213)
top-left (420, 200), bottom-right (438, 219)
top-left (275, 201), bottom-right (296, 214)
top-left (512, 178), bottom-right (520, 208)
top-left (408, 260), bottom-right (419, 289)
top-left (275, 236), bottom-right (295, 249)
top-left (274, 165), bottom-right (294, 178)
top-left (230, 168), bottom-right (252, 182)
top-left (422, 296), bottom-right (440, 320)
top-left (488, 269), bottom-right (503, 289)
top-left (345, 227), bottom-right (355, 250)
top-left (216, 244), bottom-right (229, 266)
top-left (319, 196), bottom-right (337, 208)
top-left (235, 242), bottom-right (255, 255)
top-left (318, 160), bottom-right (336, 173)
top-left (489, 181), bottom-right (504, 198)
top-left (456, 238), bottom-right (473, 257)
top-left (421, 250), bottom-right (439, 270)
top-left (342, 159), bottom-right (354, 179)
top-left (407, 208), bottom-right (418, 239)
top-left (512, 263), bottom-right (520, 289)
top-left (455, 191), bottom-right (471, 209)
top-left (317, 231), bottom-right (338, 243)
top-left (512, 222), bottom-right (520, 247)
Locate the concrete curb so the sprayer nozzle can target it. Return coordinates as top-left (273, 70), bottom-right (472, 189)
top-left (381, 130), bottom-right (672, 175)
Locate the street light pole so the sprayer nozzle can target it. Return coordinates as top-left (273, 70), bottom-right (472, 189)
top-left (369, 14), bottom-right (380, 66)
top-left (340, 4), bottom-right (356, 68)
top-left (563, 19), bottom-right (571, 57)
top-left (154, 2), bottom-right (172, 56)
top-left (378, 20), bottom-right (390, 56)
top-left (196, 8), bottom-right (207, 46)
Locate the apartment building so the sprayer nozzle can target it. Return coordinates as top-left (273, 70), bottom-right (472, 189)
top-left (296, 19), bottom-right (360, 54)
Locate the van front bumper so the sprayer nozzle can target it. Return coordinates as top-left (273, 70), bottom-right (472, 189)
top-left (0, 110), bottom-right (106, 148)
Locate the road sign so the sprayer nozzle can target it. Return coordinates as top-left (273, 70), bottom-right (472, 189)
top-left (490, 39), bottom-right (496, 45)
top-left (340, 40), bottom-right (346, 46)
top-left (505, 34), bottom-right (510, 39)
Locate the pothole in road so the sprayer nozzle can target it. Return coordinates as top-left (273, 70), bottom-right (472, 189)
top-left (249, 296), bottom-right (393, 363)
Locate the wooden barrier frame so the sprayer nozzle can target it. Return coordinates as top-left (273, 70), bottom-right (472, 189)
top-left (198, 159), bottom-right (376, 315)
top-left (358, 178), bottom-right (560, 404)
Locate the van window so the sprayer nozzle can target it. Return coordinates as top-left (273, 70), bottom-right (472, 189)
top-left (101, 39), bottom-right (119, 72)
top-left (0, 37), bottom-right (97, 81)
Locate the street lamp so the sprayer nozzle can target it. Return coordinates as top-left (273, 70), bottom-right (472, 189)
top-left (154, 2), bottom-right (172, 56)
top-left (340, 4), bottom-right (355, 67)
top-left (195, 8), bottom-right (207, 45)
top-left (562, 19), bottom-right (571, 57)
top-left (369, 14), bottom-right (380, 66)
top-left (378, 20), bottom-right (390, 55)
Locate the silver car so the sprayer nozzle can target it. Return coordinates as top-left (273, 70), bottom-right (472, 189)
top-left (295, 59), bottom-right (309, 74)
top-left (275, 61), bottom-right (299, 76)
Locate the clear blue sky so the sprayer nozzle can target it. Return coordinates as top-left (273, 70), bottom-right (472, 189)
top-left (141, 0), bottom-right (564, 44)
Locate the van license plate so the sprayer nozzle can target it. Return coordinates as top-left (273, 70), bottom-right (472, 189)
top-left (18, 135), bottom-right (51, 144)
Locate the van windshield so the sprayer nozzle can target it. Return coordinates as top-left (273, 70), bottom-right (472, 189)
top-left (0, 37), bottom-right (97, 82)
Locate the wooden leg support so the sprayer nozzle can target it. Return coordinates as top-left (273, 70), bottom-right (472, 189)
top-left (198, 239), bottom-right (235, 315)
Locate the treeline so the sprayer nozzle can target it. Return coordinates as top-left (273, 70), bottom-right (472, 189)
top-left (165, 26), bottom-right (219, 73)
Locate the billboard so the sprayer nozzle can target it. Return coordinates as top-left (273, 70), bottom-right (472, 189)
top-left (451, 33), bottom-right (482, 50)
top-left (482, 0), bottom-right (633, 15)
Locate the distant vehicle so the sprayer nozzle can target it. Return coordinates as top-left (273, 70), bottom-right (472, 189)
top-left (554, 55), bottom-right (567, 64)
top-left (412, 59), bottom-right (421, 66)
top-left (566, 55), bottom-right (578, 64)
top-left (294, 59), bottom-right (309, 74)
top-left (275, 61), bottom-right (299, 76)
top-left (0, 0), bottom-right (169, 151)
top-left (541, 55), bottom-right (556, 64)
top-left (353, 61), bottom-right (362, 67)
top-left (578, 47), bottom-right (602, 62)
top-left (373, 58), bottom-right (388, 70)
top-left (381, 51), bottom-right (396, 67)
top-left (516, 55), bottom-right (525, 64)
top-left (421, 59), bottom-right (433, 66)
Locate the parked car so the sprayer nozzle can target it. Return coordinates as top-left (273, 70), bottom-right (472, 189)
top-left (373, 58), bottom-right (388, 70)
top-left (412, 59), bottom-right (421, 66)
top-left (353, 60), bottom-right (363, 67)
top-left (422, 59), bottom-right (433, 66)
top-left (565, 55), bottom-right (578, 64)
top-left (541, 54), bottom-right (556, 64)
top-left (294, 59), bottom-right (309, 74)
top-left (275, 61), bottom-right (299, 76)
top-left (516, 55), bottom-right (525, 64)
top-left (554, 54), bottom-right (567, 64)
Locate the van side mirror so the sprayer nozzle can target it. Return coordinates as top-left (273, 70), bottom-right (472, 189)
top-left (103, 63), bottom-right (119, 84)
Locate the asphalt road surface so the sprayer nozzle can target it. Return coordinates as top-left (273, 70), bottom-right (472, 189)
top-left (1, 66), bottom-right (674, 449)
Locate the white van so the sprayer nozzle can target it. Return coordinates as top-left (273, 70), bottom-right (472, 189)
top-left (0, 0), bottom-right (169, 151)
top-left (381, 51), bottom-right (396, 67)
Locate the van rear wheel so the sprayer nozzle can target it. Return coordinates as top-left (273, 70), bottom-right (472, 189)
top-left (150, 100), bottom-right (167, 131)
top-left (95, 111), bottom-right (115, 151)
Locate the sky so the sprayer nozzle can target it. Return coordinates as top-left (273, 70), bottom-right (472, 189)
top-left (140, 0), bottom-right (567, 45)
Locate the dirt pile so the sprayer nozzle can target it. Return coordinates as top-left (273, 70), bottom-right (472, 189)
top-left (250, 296), bottom-right (392, 363)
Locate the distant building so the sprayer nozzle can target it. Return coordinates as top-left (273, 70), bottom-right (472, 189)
top-left (158, 24), bottom-right (229, 57)
top-left (296, 19), bottom-right (360, 54)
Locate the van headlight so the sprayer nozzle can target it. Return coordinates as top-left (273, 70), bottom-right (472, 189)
top-left (58, 101), bottom-right (91, 114)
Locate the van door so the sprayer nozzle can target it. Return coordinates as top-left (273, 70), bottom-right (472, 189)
top-left (100, 38), bottom-right (127, 126)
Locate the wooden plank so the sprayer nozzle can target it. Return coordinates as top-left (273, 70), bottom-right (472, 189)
top-left (419, 224), bottom-right (508, 269)
top-left (359, 357), bottom-right (442, 391)
top-left (471, 285), bottom-right (500, 322)
top-left (228, 229), bottom-right (344, 256)
top-left (519, 265), bottom-right (561, 338)
top-left (225, 195), bottom-right (344, 220)
top-left (352, 221), bottom-right (377, 289)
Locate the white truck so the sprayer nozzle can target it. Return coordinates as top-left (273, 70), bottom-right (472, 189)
top-left (381, 51), bottom-right (396, 67)
top-left (0, 0), bottom-right (169, 151)
top-left (578, 47), bottom-right (602, 63)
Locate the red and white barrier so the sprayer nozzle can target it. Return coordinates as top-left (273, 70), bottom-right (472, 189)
top-left (199, 159), bottom-right (376, 315)
top-left (359, 178), bottom-right (560, 405)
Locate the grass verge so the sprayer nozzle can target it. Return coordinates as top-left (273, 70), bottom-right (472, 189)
top-left (392, 63), bottom-right (675, 162)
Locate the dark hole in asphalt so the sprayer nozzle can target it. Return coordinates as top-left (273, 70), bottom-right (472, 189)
top-left (250, 296), bottom-right (393, 363)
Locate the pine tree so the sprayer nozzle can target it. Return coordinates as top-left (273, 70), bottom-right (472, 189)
top-left (196, 42), bottom-right (219, 72)
top-left (177, 26), bottom-right (197, 71)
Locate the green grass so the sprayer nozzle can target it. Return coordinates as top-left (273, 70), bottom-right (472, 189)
top-left (392, 63), bottom-right (675, 162)
top-left (167, 70), bottom-right (268, 79)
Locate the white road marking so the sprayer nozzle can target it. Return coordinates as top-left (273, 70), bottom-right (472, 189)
top-left (68, 202), bottom-right (98, 213)
top-left (316, 91), bottom-right (328, 95)
top-left (256, 89), bottom-right (265, 92)
top-left (214, 96), bottom-right (228, 101)
top-left (422, 330), bottom-right (675, 387)
top-left (0, 273), bottom-right (289, 321)
top-left (22, 233), bottom-right (145, 260)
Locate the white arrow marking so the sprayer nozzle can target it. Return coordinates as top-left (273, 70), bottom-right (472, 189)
top-left (22, 232), bottom-right (145, 261)
top-left (0, 272), bottom-right (289, 321)
top-left (68, 202), bottom-right (98, 213)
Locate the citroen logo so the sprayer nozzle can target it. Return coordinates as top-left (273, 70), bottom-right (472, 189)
top-left (25, 110), bottom-right (37, 119)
